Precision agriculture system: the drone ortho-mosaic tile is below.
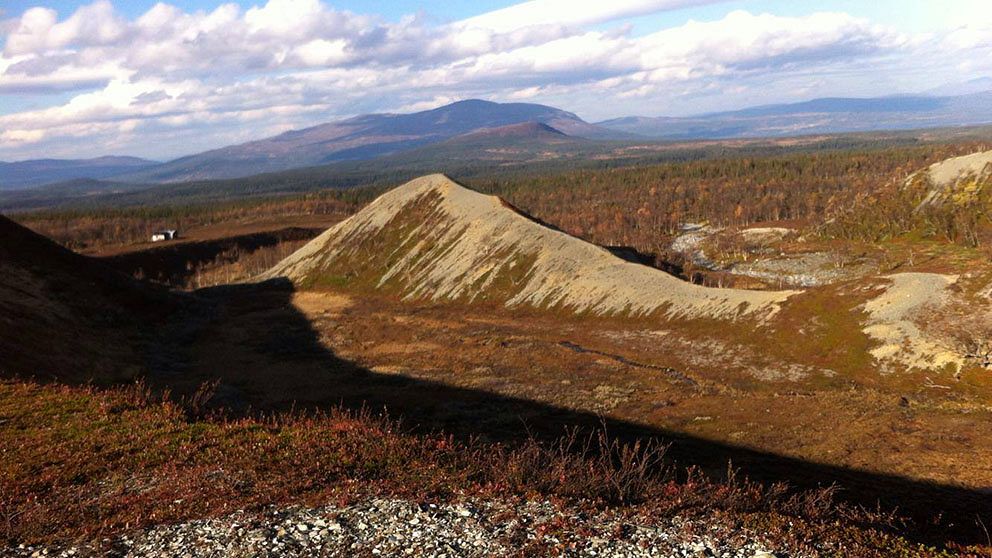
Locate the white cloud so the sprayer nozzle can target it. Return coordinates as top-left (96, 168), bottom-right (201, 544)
top-left (391, 95), bottom-right (459, 113)
top-left (0, 128), bottom-right (45, 144)
top-left (4, 0), bottom-right (126, 55)
top-left (458, 0), bottom-right (721, 33)
top-left (506, 86), bottom-right (544, 99)
top-left (293, 38), bottom-right (349, 66)
top-left (0, 0), bottom-right (990, 160)
top-left (244, 0), bottom-right (322, 35)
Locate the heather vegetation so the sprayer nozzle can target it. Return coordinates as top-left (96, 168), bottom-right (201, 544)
top-left (17, 193), bottom-right (359, 252)
top-left (466, 143), bottom-right (989, 256)
top-left (825, 166), bottom-right (992, 247)
top-left (14, 141), bottom-right (987, 260)
top-left (11, 140), bottom-right (992, 302)
top-left (7, 1), bottom-right (992, 553)
top-left (6, 139), bottom-right (992, 557)
top-left (0, 379), bottom-right (970, 557)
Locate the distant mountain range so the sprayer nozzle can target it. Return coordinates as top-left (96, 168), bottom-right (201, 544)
top-left (4, 90), bottom-right (992, 190)
top-left (0, 119), bottom-right (599, 211)
top-left (0, 156), bottom-right (156, 191)
top-left (109, 100), bottom-right (625, 184)
top-left (595, 91), bottom-right (992, 139)
top-left (925, 77), bottom-right (992, 97)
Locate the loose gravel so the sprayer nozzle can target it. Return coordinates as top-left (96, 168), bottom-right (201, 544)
top-left (7, 497), bottom-right (792, 558)
top-left (263, 174), bottom-right (794, 322)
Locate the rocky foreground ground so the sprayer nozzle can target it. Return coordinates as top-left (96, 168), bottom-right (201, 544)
top-left (9, 497), bottom-right (788, 558)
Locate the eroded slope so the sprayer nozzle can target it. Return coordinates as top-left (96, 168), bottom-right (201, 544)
top-left (911, 148), bottom-right (992, 209)
top-left (264, 174), bottom-right (796, 321)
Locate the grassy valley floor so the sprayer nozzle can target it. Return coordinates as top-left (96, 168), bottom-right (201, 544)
top-left (7, 278), bottom-right (986, 553)
top-left (0, 375), bottom-right (981, 557)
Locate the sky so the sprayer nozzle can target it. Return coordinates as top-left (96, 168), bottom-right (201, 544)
top-left (1, 0), bottom-right (991, 161)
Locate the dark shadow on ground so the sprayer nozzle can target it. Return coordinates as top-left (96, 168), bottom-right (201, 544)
top-left (133, 277), bottom-right (992, 549)
top-left (100, 227), bottom-right (322, 285)
top-left (604, 245), bottom-right (714, 285)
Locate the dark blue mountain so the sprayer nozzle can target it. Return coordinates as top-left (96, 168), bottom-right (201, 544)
top-left (597, 91), bottom-right (992, 139)
top-left (0, 156), bottom-right (157, 190)
top-left (113, 100), bottom-right (625, 184)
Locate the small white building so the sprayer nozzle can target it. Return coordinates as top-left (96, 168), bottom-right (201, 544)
top-left (151, 229), bottom-right (177, 242)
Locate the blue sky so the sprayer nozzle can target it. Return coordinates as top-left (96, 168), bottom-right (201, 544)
top-left (0, 0), bottom-right (956, 30)
top-left (1, 0), bottom-right (990, 160)
top-left (0, 0), bottom-right (510, 23)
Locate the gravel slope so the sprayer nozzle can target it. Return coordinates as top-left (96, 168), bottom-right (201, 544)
top-left (925, 149), bottom-right (992, 186)
top-left (264, 174), bottom-right (795, 322)
top-left (916, 149), bottom-right (992, 208)
top-left (862, 272), bottom-right (962, 371)
top-left (8, 498), bottom-right (790, 558)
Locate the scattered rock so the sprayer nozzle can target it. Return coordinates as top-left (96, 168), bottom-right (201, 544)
top-left (5, 497), bottom-right (797, 558)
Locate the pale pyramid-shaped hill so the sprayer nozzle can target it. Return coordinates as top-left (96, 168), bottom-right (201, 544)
top-left (925, 149), bottom-right (992, 186)
top-left (263, 174), bottom-right (796, 321)
top-left (913, 149), bottom-right (992, 208)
